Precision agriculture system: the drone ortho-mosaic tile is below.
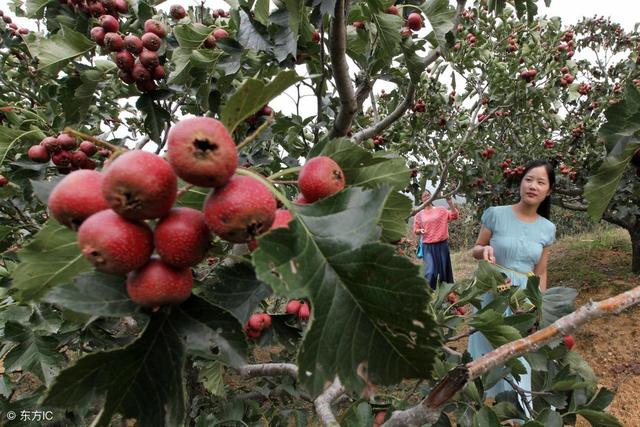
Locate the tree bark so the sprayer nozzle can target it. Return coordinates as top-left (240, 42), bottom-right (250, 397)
top-left (629, 225), bottom-right (640, 273)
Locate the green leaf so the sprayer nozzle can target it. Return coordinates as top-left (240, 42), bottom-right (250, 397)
top-left (174, 23), bottom-right (212, 49)
top-left (371, 12), bottom-right (403, 65)
top-left (43, 311), bottom-right (187, 427)
top-left (136, 94), bottom-right (170, 142)
top-left (220, 70), bottom-right (300, 133)
top-left (197, 263), bottom-right (273, 324)
top-left (472, 406), bottom-right (500, 427)
top-left (319, 139), bottom-right (412, 242)
top-left (341, 401), bottom-right (374, 426)
top-left (254, 0), bottom-right (270, 27)
top-left (171, 296), bottom-right (247, 367)
top-left (576, 410), bottom-right (622, 427)
top-left (30, 176), bottom-right (63, 205)
top-left (536, 408), bottom-right (563, 427)
top-left (23, 25), bottom-right (95, 72)
top-left (584, 136), bottom-right (640, 221)
top-left (419, 0), bottom-right (455, 51)
top-left (175, 184), bottom-right (209, 209)
top-left (197, 360), bottom-right (226, 397)
top-left (3, 322), bottom-right (65, 386)
top-left (585, 387), bottom-right (615, 411)
top-left (0, 127), bottom-right (43, 167)
top-left (237, 9), bottom-right (271, 52)
top-left (541, 287), bottom-right (577, 328)
top-left (283, 0), bottom-right (303, 38)
top-left (11, 220), bottom-right (93, 302)
top-left (43, 272), bottom-right (139, 317)
top-left (253, 187), bottom-right (442, 396)
top-left (469, 309), bottom-right (522, 347)
top-left (25, 0), bottom-right (49, 18)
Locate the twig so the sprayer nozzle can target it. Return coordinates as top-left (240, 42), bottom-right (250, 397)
top-left (134, 136), bottom-right (151, 150)
top-left (238, 363), bottom-right (298, 379)
top-left (442, 345), bottom-right (462, 358)
top-left (353, 84), bottom-right (416, 143)
top-left (314, 377), bottom-right (345, 427)
top-left (267, 166), bottom-right (301, 181)
top-left (503, 376), bottom-right (534, 417)
top-left (236, 113), bottom-right (274, 151)
top-left (62, 128), bottom-right (122, 152)
top-left (176, 184), bottom-right (194, 198)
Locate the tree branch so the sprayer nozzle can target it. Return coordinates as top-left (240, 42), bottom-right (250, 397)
top-left (328, 0), bottom-right (357, 139)
top-left (238, 363), bottom-right (298, 379)
top-left (314, 377), bottom-right (345, 426)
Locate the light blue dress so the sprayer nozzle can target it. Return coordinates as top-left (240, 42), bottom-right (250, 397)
top-left (468, 205), bottom-right (556, 402)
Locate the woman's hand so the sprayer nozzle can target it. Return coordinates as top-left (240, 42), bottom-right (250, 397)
top-left (481, 245), bottom-right (496, 263)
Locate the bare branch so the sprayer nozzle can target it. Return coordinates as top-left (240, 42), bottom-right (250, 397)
top-left (134, 136), bottom-right (151, 150)
top-left (238, 363), bottom-right (298, 379)
top-left (353, 84), bottom-right (416, 143)
top-left (328, 0), bottom-right (357, 139)
top-left (314, 377), bottom-right (345, 426)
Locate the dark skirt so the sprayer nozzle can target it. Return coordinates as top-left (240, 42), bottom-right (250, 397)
top-left (421, 239), bottom-right (454, 289)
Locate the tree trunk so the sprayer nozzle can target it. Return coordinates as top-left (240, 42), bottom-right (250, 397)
top-left (630, 226), bottom-right (640, 274)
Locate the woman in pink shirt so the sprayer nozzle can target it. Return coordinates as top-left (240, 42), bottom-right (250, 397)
top-left (413, 190), bottom-right (459, 289)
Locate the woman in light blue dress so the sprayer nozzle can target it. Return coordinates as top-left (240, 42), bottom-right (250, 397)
top-left (468, 160), bottom-right (556, 408)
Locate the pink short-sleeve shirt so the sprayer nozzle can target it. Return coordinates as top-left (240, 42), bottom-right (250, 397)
top-left (413, 206), bottom-right (459, 244)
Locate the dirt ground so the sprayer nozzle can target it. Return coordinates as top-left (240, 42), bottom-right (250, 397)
top-left (453, 227), bottom-right (640, 425)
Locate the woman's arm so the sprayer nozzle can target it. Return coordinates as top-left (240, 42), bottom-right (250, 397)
top-left (533, 246), bottom-right (551, 292)
top-left (471, 225), bottom-right (495, 263)
top-left (413, 212), bottom-right (423, 235)
top-left (446, 198), bottom-right (459, 220)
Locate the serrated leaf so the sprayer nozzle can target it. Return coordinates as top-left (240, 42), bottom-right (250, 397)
top-left (584, 136), bottom-right (640, 221)
top-left (3, 322), bottom-right (65, 386)
top-left (220, 70), bottom-right (300, 132)
top-left (254, 0), bottom-right (270, 26)
top-left (0, 127), bottom-right (43, 167)
top-left (372, 12), bottom-right (403, 65)
top-left (536, 408), bottom-right (563, 427)
top-left (197, 361), bottom-right (226, 397)
top-left (253, 187), bottom-right (442, 396)
top-left (23, 25), bottom-right (95, 72)
top-left (379, 192), bottom-right (411, 242)
top-left (167, 47), bottom-right (194, 85)
top-left (25, 0), bottom-right (49, 18)
top-left (283, 0), bottom-right (303, 37)
top-left (237, 9), bottom-right (271, 52)
top-left (341, 401), bottom-right (374, 426)
top-left (43, 272), bottom-right (139, 317)
top-left (197, 263), bottom-right (273, 324)
top-left (576, 409), bottom-right (622, 427)
top-left (586, 387), bottom-right (615, 411)
top-left (419, 0), bottom-right (455, 51)
top-left (42, 311), bottom-right (186, 427)
top-left (174, 23), bottom-right (211, 49)
top-left (472, 406), bottom-right (500, 427)
top-left (136, 94), bottom-right (170, 143)
top-left (171, 296), bottom-right (247, 367)
top-left (541, 287), bottom-right (576, 328)
top-left (11, 220), bottom-right (93, 302)
top-left (469, 309), bottom-right (522, 347)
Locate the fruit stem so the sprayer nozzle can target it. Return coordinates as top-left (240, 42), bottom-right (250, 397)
top-left (235, 167), bottom-right (293, 210)
top-left (62, 128), bottom-right (123, 152)
top-left (236, 113), bottom-right (274, 151)
top-left (176, 184), bottom-right (194, 198)
top-left (267, 166), bottom-right (301, 181)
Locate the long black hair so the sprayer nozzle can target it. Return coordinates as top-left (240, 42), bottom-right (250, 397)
top-left (521, 159), bottom-right (555, 219)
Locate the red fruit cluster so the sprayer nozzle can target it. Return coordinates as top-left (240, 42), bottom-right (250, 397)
top-left (0, 175), bottom-right (8, 186)
top-left (386, 5), bottom-right (399, 15)
top-left (411, 98), bottom-right (426, 113)
top-left (559, 72), bottom-right (574, 86)
top-left (244, 313), bottom-right (272, 339)
top-left (477, 111), bottom-right (489, 123)
top-left (556, 29), bottom-right (575, 58)
top-left (203, 28), bottom-right (229, 49)
top-left (471, 177), bottom-right (485, 188)
top-left (544, 139), bottom-right (555, 149)
top-left (480, 146), bottom-right (496, 159)
top-left (298, 156), bottom-right (346, 203)
top-left (519, 68), bottom-right (537, 82)
top-left (578, 83), bottom-right (591, 95)
top-left (466, 32), bottom-right (477, 45)
top-left (352, 21), bottom-right (365, 30)
top-left (406, 13), bottom-right (423, 31)
top-left (1, 10), bottom-right (29, 36)
top-left (211, 9), bottom-right (230, 19)
top-left (58, 0), bottom-right (128, 17)
top-left (28, 134), bottom-right (101, 173)
top-left (571, 122), bottom-right (585, 138)
top-left (447, 293), bottom-right (465, 316)
top-left (499, 158), bottom-right (513, 169)
top-left (285, 300), bottom-right (310, 321)
top-left (372, 135), bottom-right (384, 146)
top-left (91, 17), bottom-right (167, 92)
top-left (503, 164), bottom-right (526, 179)
top-left (559, 163), bottom-right (577, 182)
top-left (311, 31), bottom-right (321, 43)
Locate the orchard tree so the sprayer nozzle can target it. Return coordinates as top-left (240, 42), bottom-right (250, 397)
top-left (373, 6), bottom-right (640, 271)
top-left (0, 0), bottom-right (638, 426)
